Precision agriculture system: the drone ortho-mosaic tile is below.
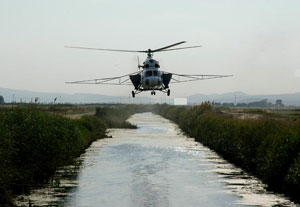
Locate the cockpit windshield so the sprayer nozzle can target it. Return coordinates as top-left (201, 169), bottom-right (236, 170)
top-left (145, 71), bottom-right (152, 77)
top-left (145, 70), bottom-right (160, 77)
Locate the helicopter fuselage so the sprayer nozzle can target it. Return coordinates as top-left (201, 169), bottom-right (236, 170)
top-left (141, 57), bottom-right (163, 90)
top-left (129, 56), bottom-right (172, 97)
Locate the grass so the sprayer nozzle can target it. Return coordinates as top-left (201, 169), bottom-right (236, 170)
top-left (154, 103), bottom-right (300, 202)
top-left (0, 105), bottom-right (140, 206)
top-left (0, 108), bottom-right (107, 206)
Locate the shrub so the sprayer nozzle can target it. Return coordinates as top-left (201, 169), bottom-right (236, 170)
top-left (0, 108), bottom-right (107, 205)
top-left (155, 103), bottom-right (300, 202)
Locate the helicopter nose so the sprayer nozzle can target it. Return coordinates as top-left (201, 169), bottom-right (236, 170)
top-left (145, 79), bottom-right (150, 86)
top-left (144, 77), bottom-right (160, 87)
top-left (149, 77), bottom-right (157, 86)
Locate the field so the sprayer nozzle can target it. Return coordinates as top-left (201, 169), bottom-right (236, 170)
top-left (216, 106), bottom-right (300, 121)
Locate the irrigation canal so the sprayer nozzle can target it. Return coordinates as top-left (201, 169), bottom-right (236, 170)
top-left (15, 113), bottom-right (298, 207)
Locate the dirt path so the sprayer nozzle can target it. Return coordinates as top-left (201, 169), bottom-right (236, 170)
top-left (64, 111), bottom-right (96, 119)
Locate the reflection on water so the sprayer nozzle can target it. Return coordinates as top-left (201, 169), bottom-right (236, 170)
top-left (14, 160), bottom-right (82, 206)
top-left (15, 113), bottom-right (299, 207)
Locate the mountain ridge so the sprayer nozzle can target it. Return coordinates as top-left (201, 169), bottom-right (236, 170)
top-left (1, 87), bottom-right (300, 106)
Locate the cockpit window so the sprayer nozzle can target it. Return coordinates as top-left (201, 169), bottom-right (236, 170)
top-left (154, 64), bottom-right (160, 68)
top-left (153, 70), bottom-right (158, 76)
top-left (145, 71), bottom-right (152, 77)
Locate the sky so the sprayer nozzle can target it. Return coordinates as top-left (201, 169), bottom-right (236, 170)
top-left (1, 0), bottom-right (300, 97)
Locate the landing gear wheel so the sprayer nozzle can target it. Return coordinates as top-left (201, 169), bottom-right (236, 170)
top-left (153, 91), bottom-right (156, 95)
top-left (167, 89), bottom-right (170, 96)
top-left (132, 91), bottom-right (135, 98)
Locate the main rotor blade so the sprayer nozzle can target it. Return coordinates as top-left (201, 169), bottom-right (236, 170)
top-left (65, 46), bottom-right (147, 53)
top-left (152, 41), bottom-right (186, 52)
top-left (155, 45), bottom-right (202, 52)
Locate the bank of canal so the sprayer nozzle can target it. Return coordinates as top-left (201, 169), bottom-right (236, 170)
top-left (15, 113), bottom-right (298, 206)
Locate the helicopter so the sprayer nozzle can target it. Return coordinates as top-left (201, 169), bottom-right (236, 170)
top-left (65, 41), bottom-right (232, 98)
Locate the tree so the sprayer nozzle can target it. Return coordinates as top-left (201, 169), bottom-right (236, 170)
top-left (276, 99), bottom-right (284, 107)
top-left (0, 96), bottom-right (4, 104)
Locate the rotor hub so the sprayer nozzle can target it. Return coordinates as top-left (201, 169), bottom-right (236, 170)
top-left (147, 49), bottom-right (153, 57)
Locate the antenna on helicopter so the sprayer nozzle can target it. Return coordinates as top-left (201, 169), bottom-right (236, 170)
top-left (137, 56), bottom-right (143, 70)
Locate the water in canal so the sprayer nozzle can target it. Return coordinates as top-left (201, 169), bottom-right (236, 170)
top-left (15, 113), bottom-right (298, 207)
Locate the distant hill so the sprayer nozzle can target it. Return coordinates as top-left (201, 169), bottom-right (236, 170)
top-left (188, 91), bottom-right (300, 106)
top-left (1, 87), bottom-right (300, 106)
top-left (0, 87), bottom-right (167, 104)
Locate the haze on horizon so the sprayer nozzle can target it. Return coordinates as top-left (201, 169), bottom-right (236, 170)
top-left (1, 0), bottom-right (300, 98)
